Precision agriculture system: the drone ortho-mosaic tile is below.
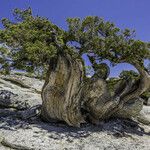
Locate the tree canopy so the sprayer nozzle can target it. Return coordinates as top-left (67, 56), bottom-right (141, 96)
top-left (66, 17), bottom-right (150, 68)
top-left (0, 8), bottom-right (65, 75)
top-left (0, 8), bottom-right (149, 76)
top-left (0, 8), bottom-right (150, 127)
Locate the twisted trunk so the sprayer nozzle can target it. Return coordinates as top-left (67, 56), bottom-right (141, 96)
top-left (121, 63), bottom-right (150, 102)
top-left (41, 53), bottom-right (150, 126)
top-left (108, 62), bottom-right (150, 118)
top-left (41, 54), bottom-right (85, 127)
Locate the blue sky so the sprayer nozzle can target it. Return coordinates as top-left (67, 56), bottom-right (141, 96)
top-left (0, 0), bottom-right (150, 77)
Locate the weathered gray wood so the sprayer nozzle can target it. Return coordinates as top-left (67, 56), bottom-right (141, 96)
top-left (41, 54), bottom-right (150, 126)
top-left (81, 76), bottom-right (115, 122)
top-left (41, 54), bottom-right (85, 127)
top-left (106, 63), bottom-right (150, 119)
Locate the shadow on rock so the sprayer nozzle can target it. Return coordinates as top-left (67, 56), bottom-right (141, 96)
top-left (102, 117), bottom-right (150, 137)
top-left (1, 114), bottom-right (149, 140)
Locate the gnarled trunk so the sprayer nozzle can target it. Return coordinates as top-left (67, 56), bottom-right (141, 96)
top-left (41, 54), bottom-right (85, 127)
top-left (121, 62), bottom-right (150, 101)
top-left (81, 76), bottom-right (115, 123)
top-left (41, 53), bottom-right (150, 126)
top-left (109, 62), bottom-right (150, 119)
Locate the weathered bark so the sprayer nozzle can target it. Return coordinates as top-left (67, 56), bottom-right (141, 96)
top-left (108, 62), bottom-right (150, 119)
top-left (41, 54), bottom-right (85, 127)
top-left (120, 63), bottom-right (150, 103)
top-left (41, 53), bottom-right (150, 126)
top-left (81, 76), bottom-right (116, 123)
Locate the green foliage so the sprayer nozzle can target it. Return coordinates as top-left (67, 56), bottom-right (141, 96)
top-left (0, 8), bottom-right (149, 78)
top-left (141, 91), bottom-right (150, 100)
top-left (0, 45), bottom-right (11, 74)
top-left (106, 77), bottom-right (121, 95)
top-left (0, 8), bottom-right (65, 76)
top-left (119, 70), bottom-right (139, 80)
top-left (66, 16), bottom-right (150, 69)
top-left (141, 89), bottom-right (150, 104)
top-left (84, 65), bottom-right (93, 76)
top-left (107, 70), bottom-right (139, 95)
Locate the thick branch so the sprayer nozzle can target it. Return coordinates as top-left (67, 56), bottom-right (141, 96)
top-left (120, 62), bottom-right (150, 103)
top-left (106, 62), bottom-right (150, 118)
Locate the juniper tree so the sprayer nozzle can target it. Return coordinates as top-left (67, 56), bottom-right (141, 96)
top-left (0, 8), bottom-right (64, 76)
top-left (0, 8), bottom-right (150, 126)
